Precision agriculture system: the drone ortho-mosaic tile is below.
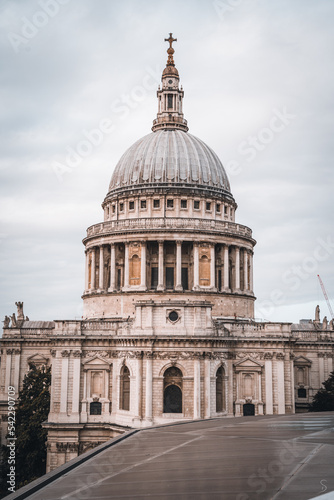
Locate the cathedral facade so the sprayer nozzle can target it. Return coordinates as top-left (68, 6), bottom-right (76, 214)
top-left (1, 35), bottom-right (333, 472)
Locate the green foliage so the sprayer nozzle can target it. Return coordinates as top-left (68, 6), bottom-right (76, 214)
top-left (309, 370), bottom-right (334, 412)
top-left (0, 365), bottom-right (51, 498)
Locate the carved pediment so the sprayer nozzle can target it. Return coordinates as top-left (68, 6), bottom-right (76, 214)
top-left (294, 355), bottom-right (312, 367)
top-left (234, 357), bottom-right (263, 372)
top-left (28, 353), bottom-right (49, 367)
top-left (82, 354), bottom-right (112, 370)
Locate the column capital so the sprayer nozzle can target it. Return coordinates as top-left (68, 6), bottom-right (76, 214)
top-left (176, 239), bottom-right (183, 245)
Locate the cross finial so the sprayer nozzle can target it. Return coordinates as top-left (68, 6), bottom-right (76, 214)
top-left (164, 33), bottom-right (177, 66)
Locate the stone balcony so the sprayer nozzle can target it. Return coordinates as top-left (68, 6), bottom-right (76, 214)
top-left (85, 217), bottom-right (253, 240)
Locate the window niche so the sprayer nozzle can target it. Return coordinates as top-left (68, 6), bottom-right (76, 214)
top-left (82, 356), bottom-right (112, 416)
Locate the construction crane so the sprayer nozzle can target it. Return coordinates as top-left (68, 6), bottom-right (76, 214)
top-left (317, 274), bottom-right (334, 320)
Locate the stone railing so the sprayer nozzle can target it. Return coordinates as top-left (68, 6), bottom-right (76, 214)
top-left (291, 331), bottom-right (334, 341)
top-left (86, 218), bottom-right (253, 239)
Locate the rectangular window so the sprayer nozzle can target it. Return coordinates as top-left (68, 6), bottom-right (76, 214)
top-left (194, 200), bottom-right (200, 210)
top-left (167, 199), bottom-right (174, 208)
top-left (224, 205), bottom-right (228, 215)
top-left (153, 199), bottom-right (160, 208)
top-left (166, 267), bottom-right (174, 289)
top-left (119, 203), bottom-right (124, 212)
top-left (216, 204), bottom-right (221, 213)
top-left (129, 201), bottom-right (134, 210)
top-left (206, 202), bottom-right (211, 211)
top-left (168, 94), bottom-right (173, 108)
top-left (181, 268), bottom-right (189, 290)
top-left (151, 267), bottom-right (158, 289)
top-left (181, 199), bottom-right (187, 209)
top-left (112, 205), bottom-right (116, 213)
top-left (140, 200), bottom-right (146, 209)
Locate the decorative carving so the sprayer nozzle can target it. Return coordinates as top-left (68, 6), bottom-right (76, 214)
top-left (68, 443), bottom-right (79, 453)
top-left (3, 316), bottom-right (10, 328)
top-left (61, 350), bottom-right (70, 357)
top-left (56, 442), bottom-right (68, 452)
top-left (263, 352), bottom-right (274, 360)
top-left (50, 349), bottom-right (57, 357)
top-left (72, 350), bottom-right (82, 358)
top-left (6, 349), bottom-right (13, 355)
top-left (15, 302), bottom-right (24, 321)
top-left (10, 313), bottom-right (16, 328)
top-left (13, 349), bottom-right (21, 355)
top-left (276, 353), bottom-right (285, 360)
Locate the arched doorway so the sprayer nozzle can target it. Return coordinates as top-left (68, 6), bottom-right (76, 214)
top-left (163, 366), bottom-right (183, 413)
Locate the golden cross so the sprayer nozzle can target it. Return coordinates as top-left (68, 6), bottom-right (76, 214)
top-left (165, 33), bottom-right (177, 49)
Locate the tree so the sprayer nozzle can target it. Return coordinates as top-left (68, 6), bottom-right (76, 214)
top-left (0, 365), bottom-right (51, 497)
top-left (309, 370), bottom-right (334, 412)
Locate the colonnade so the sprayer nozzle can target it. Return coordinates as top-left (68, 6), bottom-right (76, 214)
top-left (84, 240), bottom-right (254, 294)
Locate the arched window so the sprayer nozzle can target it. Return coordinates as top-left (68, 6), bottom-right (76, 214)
top-left (163, 367), bottom-right (183, 413)
top-left (120, 365), bottom-right (130, 411)
top-left (90, 401), bottom-right (102, 415)
top-left (216, 366), bottom-right (225, 412)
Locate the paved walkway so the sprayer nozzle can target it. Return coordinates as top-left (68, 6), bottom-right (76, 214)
top-left (8, 412), bottom-right (334, 500)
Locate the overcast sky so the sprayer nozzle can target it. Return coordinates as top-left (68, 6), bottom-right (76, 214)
top-left (1, 0), bottom-right (333, 329)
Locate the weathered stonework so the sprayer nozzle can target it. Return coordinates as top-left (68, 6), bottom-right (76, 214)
top-left (1, 35), bottom-right (333, 473)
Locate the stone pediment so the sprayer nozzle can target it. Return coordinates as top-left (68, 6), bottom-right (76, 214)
top-left (234, 357), bottom-right (263, 372)
top-left (294, 355), bottom-right (312, 366)
top-left (82, 355), bottom-right (112, 370)
top-left (28, 353), bottom-right (49, 367)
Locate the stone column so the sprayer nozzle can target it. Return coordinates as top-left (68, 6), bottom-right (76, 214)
top-left (60, 351), bottom-right (70, 414)
top-left (157, 240), bottom-right (165, 291)
top-left (49, 350), bottom-right (57, 415)
top-left (5, 350), bottom-right (12, 390)
top-left (235, 247), bottom-right (240, 291)
top-left (13, 350), bottom-right (21, 396)
top-left (227, 359), bottom-right (234, 416)
top-left (140, 241), bottom-right (147, 290)
top-left (135, 355), bottom-right (142, 420)
top-left (72, 351), bottom-right (81, 416)
top-left (210, 244), bottom-right (216, 289)
top-left (175, 240), bottom-right (183, 291)
top-left (193, 243), bottom-right (199, 290)
top-left (111, 361), bottom-right (118, 415)
top-left (290, 357), bottom-right (295, 413)
top-left (123, 243), bottom-right (129, 290)
top-left (91, 248), bottom-right (96, 291)
top-left (223, 245), bottom-right (229, 290)
top-left (98, 246), bottom-right (104, 292)
top-left (204, 355), bottom-right (211, 418)
top-left (109, 243), bottom-right (116, 292)
top-left (145, 355), bottom-right (153, 421)
top-left (318, 354), bottom-right (325, 386)
top-left (276, 356), bottom-right (285, 414)
top-left (244, 249), bottom-right (248, 291)
top-left (265, 358), bottom-right (273, 415)
top-left (193, 357), bottom-right (201, 419)
top-left (85, 251), bottom-right (89, 292)
top-left (249, 252), bottom-right (254, 292)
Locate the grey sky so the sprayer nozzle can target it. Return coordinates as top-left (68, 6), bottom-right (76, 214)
top-left (1, 0), bottom-right (333, 327)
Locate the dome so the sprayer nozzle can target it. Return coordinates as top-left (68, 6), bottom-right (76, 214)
top-left (107, 130), bottom-right (232, 198)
